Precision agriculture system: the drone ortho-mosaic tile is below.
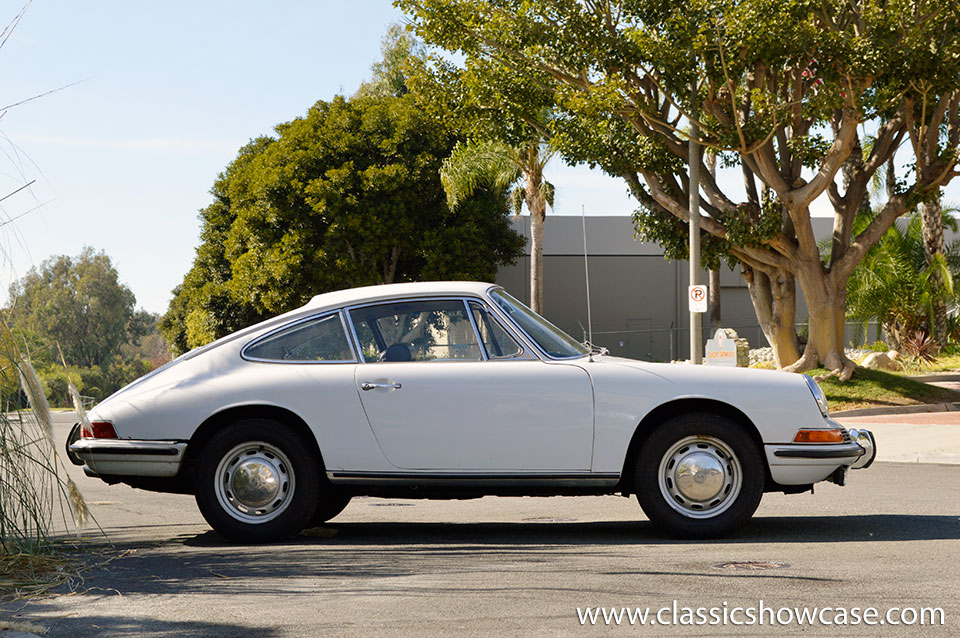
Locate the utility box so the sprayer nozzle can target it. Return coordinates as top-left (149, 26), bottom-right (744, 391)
top-left (704, 328), bottom-right (750, 367)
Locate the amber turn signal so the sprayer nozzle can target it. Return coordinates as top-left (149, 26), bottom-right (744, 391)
top-left (793, 429), bottom-right (844, 444)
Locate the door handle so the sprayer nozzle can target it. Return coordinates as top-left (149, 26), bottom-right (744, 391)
top-left (360, 381), bottom-right (402, 391)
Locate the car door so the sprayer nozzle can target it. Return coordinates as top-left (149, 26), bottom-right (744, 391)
top-left (348, 298), bottom-right (595, 471)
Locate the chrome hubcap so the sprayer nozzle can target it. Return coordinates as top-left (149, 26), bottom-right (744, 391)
top-left (215, 442), bottom-right (295, 524)
top-left (658, 436), bottom-right (741, 519)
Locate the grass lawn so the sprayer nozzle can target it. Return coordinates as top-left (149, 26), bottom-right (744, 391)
top-left (906, 353), bottom-right (960, 373)
top-left (807, 366), bottom-right (960, 412)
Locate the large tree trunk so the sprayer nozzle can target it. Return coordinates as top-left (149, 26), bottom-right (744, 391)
top-left (920, 195), bottom-right (947, 346)
top-left (709, 269), bottom-right (721, 327)
top-left (526, 187), bottom-right (546, 313)
top-left (782, 261), bottom-right (856, 380)
top-left (740, 264), bottom-right (799, 367)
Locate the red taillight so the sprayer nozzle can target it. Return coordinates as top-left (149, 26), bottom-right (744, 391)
top-left (81, 421), bottom-right (118, 439)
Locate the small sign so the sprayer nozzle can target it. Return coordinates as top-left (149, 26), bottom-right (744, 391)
top-left (705, 329), bottom-right (738, 367)
top-left (688, 285), bottom-right (707, 313)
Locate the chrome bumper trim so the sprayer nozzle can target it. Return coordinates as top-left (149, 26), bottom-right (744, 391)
top-left (847, 428), bottom-right (877, 469)
top-left (69, 439), bottom-right (187, 477)
top-left (773, 445), bottom-right (864, 459)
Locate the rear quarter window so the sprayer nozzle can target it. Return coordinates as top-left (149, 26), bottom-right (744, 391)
top-left (244, 313), bottom-right (354, 362)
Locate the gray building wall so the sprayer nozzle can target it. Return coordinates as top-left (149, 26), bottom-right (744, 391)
top-left (495, 216), bottom-right (834, 361)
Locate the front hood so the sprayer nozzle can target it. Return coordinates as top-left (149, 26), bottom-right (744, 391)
top-left (596, 354), bottom-right (793, 383)
top-left (580, 354), bottom-right (826, 446)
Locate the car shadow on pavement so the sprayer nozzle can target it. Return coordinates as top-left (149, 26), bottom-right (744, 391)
top-left (179, 513), bottom-right (960, 547)
top-left (0, 615), bottom-right (281, 638)
top-left (18, 513), bottom-right (952, 603)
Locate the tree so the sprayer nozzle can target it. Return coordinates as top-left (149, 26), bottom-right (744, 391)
top-left (401, 0), bottom-right (960, 380)
top-left (441, 138), bottom-right (555, 312)
top-left (161, 93), bottom-right (524, 353)
top-left (6, 247), bottom-right (148, 368)
top-left (354, 23), bottom-right (426, 99)
top-left (845, 211), bottom-right (958, 349)
top-left (920, 193), bottom-right (948, 346)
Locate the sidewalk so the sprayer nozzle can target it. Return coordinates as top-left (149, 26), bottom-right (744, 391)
top-left (834, 410), bottom-right (960, 465)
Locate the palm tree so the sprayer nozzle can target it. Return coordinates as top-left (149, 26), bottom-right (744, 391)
top-left (440, 139), bottom-right (555, 313)
top-left (846, 211), bottom-right (958, 350)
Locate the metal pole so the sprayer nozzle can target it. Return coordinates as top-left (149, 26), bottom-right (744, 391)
top-left (689, 82), bottom-right (702, 364)
top-left (581, 205), bottom-right (593, 349)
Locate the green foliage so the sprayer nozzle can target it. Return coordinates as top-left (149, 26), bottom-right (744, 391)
top-left (633, 206), bottom-right (733, 272)
top-left (34, 359), bottom-right (153, 408)
top-left (845, 211), bottom-right (960, 345)
top-left (401, 0), bottom-right (960, 363)
top-left (722, 193), bottom-right (784, 248)
top-left (441, 140), bottom-right (521, 209)
top-left (865, 340), bottom-right (891, 353)
top-left (2, 248), bottom-right (170, 408)
top-left (355, 23), bottom-right (427, 98)
top-left (5, 247), bottom-right (148, 368)
top-left (162, 93), bottom-right (523, 353)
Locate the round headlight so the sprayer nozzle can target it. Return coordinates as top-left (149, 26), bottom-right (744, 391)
top-left (803, 374), bottom-right (829, 417)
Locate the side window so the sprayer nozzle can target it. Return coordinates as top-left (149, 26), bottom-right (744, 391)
top-left (245, 314), bottom-right (354, 362)
top-left (349, 299), bottom-right (482, 363)
top-left (469, 301), bottom-right (523, 359)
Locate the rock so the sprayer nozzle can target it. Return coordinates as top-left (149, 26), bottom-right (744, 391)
top-left (860, 351), bottom-right (899, 371)
top-left (887, 350), bottom-right (901, 361)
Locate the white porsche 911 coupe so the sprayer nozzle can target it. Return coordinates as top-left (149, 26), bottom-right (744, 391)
top-left (69, 281), bottom-right (875, 542)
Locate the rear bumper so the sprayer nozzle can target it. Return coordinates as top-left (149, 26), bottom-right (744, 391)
top-left (766, 427), bottom-right (877, 485)
top-left (69, 438), bottom-right (187, 478)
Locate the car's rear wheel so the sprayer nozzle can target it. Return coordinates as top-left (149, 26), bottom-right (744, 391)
top-left (194, 419), bottom-right (319, 542)
top-left (635, 413), bottom-right (764, 539)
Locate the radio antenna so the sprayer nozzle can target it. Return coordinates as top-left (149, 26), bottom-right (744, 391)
top-left (581, 204), bottom-right (594, 361)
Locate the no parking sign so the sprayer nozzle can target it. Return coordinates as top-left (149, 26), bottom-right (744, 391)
top-left (688, 285), bottom-right (707, 313)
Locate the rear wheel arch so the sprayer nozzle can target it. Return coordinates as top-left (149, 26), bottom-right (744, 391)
top-left (619, 398), bottom-right (768, 492)
top-left (184, 405), bottom-right (324, 475)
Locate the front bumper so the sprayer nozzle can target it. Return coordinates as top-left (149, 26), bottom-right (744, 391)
top-left (766, 423), bottom-right (877, 485)
top-left (69, 438), bottom-right (187, 477)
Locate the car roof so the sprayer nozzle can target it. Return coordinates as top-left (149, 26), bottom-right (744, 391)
top-left (304, 281), bottom-right (498, 311)
top-left (169, 282), bottom-right (501, 365)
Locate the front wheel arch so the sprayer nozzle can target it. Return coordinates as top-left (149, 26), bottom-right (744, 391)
top-left (619, 398), bottom-right (769, 494)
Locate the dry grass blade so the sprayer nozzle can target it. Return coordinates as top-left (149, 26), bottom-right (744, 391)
top-left (0, 551), bottom-right (77, 599)
top-left (16, 358), bottom-right (53, 449)
top-left (0, 619), bottom-right (46, 633)
top-left (1, 353), bottom-right (96, 593)
top-left (66, 479), bottom-right (88, 529)
top-left (67, 378), bottom-right (88, 423)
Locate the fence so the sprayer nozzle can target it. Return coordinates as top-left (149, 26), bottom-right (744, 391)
top-left (586, 322), bottom-right (883, 363)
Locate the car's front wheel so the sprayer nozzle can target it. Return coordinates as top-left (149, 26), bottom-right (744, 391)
top-left (635, 413), bottom-right (764, 539)
top-left (194, 419), bottom-right (320, 542)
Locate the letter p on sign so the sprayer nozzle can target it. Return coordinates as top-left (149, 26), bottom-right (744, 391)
top-left (689, 285), bottom-right (708, 313)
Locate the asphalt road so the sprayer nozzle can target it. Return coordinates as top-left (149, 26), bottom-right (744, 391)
top-left (2, 412), bottom-right (958, 636)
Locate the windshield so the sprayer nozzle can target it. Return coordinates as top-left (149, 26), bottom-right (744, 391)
top-left (489, 289), bottom-right (589, 358)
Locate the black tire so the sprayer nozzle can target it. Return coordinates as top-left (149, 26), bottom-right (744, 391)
top-left (307, 489), bottom-right (352, 527)
top-left (194, 419), bottom-right (320, 542)
top-left (635, 412), bottom-right (764, 539)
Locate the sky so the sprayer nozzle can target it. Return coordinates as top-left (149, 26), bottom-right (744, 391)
top-left (0, 1), bottom-right (956, 314)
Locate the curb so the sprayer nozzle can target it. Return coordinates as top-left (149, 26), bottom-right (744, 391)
top-left (832, 402), bottom-right (960, 417)
top-left (907, 373), bottom-right (960, 382)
